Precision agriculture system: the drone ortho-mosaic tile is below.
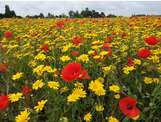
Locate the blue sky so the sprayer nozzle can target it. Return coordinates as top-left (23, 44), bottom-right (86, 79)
top-left (0, 1), bottom-right (161, 16)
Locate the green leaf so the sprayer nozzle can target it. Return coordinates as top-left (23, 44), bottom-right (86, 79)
top-left (0, 30), bottom-right (3, 38)
top-left (122, 117), bottom-right (130, 122)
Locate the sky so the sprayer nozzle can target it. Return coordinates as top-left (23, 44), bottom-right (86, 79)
top-left (0, 1), bottom-right (161, 17)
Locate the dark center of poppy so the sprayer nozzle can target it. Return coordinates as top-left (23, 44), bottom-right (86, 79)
top-left (126, 104), bottom-right (133, 110)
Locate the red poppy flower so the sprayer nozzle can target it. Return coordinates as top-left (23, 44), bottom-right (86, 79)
top-left (107, 48), bottom-right (112, 57)
top-left (41, 44), bottom-right (49, 52)
top-left (144, 36), bottom-right (159, 45)
top-left (71, 51), bottom-right (79, 56)
top-left (106, 36), bottom-right (113, 43)
top-left (102, 43), bottom-right (110, 50)
top-left (119, 96), bottom-right (140, 119)
top-left (61, 62), bottom-right (90, 82)
top-left (137, 48), bottom-right (151, 58)
top-left (21, 85), bottom-right (32, 96)
top-left (56, 21), bottom-right (65, 29)
top-left (112, 32), bottom-right (116, 36)
top-left (4, 31), bottom-right (13, 39)
top-left (79, 68), bottom-right (90, 80)
top-left (127, 57), bottom-right (134, 66)
top-left (72, 36), bottom-right (83, 45)
top-left (0, 95), bottom-right (9, 110)
top-left (61, 62), bottom-right (81, 82)
top-left (0, 64), bottom-right (8, 73)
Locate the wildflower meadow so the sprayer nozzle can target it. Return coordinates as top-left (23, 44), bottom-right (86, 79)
top-left (0, 17), bottom-right (161, 122)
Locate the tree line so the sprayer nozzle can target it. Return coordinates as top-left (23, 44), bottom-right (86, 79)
top-left (1, 5), bottom-right (160, 19)
top-left (0, 5), bottom-right (22, 18)
top-left (0, 5), bottom-right (117, 18)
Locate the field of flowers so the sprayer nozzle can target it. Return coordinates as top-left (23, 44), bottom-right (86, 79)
top-left (0, 17), bottom-right (161, 122)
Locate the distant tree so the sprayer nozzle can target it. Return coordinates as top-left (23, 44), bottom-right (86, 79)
top-left (26, 15), bottom-right (30, 18)
top-left (74, 11), bottom-right (81, 18)
top-left (47, 13), bottom-right (55, 18)
top-left (132, 14), bottom-right (146, 17)
top-left (100, 12), bottom-right (105, 17)
top-left (92, 10), bottom-right (100, 18)
top-left (47, 13), bottom-right (51, 18)
top-left (86, 8), bottom-right (92, 17)
top-left (81, 8), bottom-right (92, 17)
top-left (16, 16), bottom-right (22, 18)
top-left (3, 5), bottom-right (17, 18)
top-left (107, 14), bottom-right (116, 18)
top-left (10, 10), bottom-right (16, 17)
top-left (59, 14), bottom-right (68, 18)
top-left (0, 13), bottom-right (4, 18)
top-left (55, 15), bottom-right (59, 18)
top-left (69, 10), bottom-right (75, 18)
top-left (94, 12), bottom-right (97, 17)
top-left (39, 13), bottom-right (44, 18)
top-left (79, 8), bottom-right (106, 18)
top-left (69, 10), bottom-right (82, 18)
top-left (5, 5), bottom-right (10, 16)
top-left (58, 15), bottom-right (63, 18)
